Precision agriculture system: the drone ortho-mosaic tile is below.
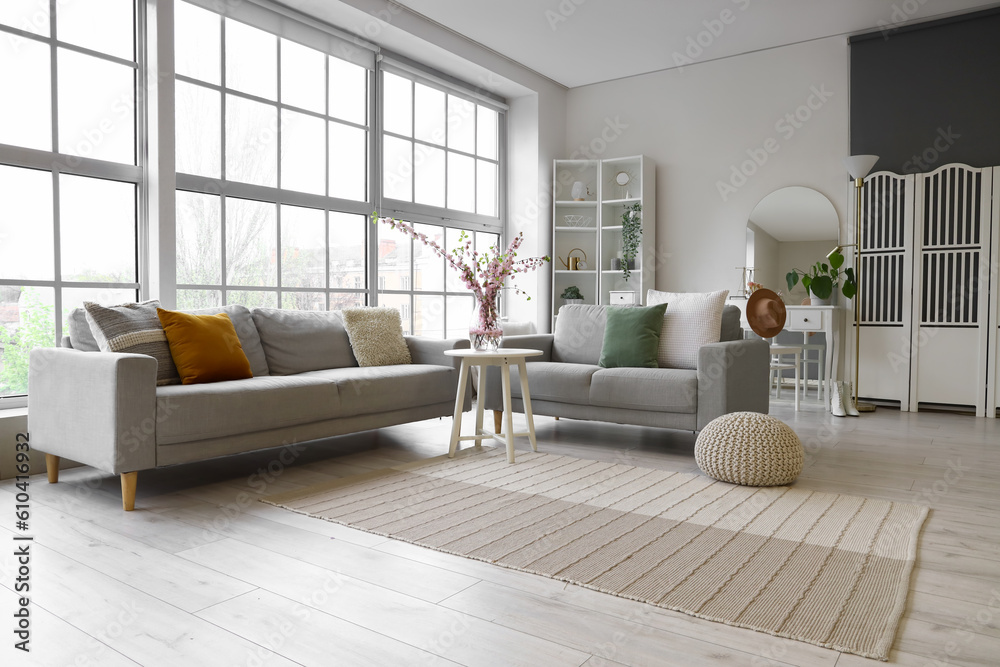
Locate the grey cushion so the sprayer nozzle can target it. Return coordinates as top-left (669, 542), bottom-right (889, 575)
top-left (155, 375), bottom-right (340, 445)
top-left (84, 300), bottom-right (180, 386)
top-left (183, 305), bottom-right (269, 377)
top-left (66, 307), bottom-right (100, 351)
top-left (720, 305), bottom-right (742, 342)
top-left (252, 308), bottom-right (357, 375)
top-left (297, 365), bottom-right (456, 418)
top-left (505, 361), bottom-right (599, 405)
top-left (590, 367), bottom-right (698, 414)
top-left (551, 304), bottom-right (607, 365)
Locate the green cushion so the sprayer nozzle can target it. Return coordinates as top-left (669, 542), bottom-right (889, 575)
top-left (598, 303), bottom-right (668, 368)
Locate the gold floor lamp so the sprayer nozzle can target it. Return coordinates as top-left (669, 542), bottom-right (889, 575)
top-left (843, 154), bottom-right (880, 413)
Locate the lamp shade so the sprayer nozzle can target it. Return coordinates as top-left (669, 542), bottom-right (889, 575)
top-left (843, 155), bottom-right (879, 180)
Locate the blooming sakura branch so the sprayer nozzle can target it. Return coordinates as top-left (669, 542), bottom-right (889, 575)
top-left (372, 214), bottom-right (549, 350)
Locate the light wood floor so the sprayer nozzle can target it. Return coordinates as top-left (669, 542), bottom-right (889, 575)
top-left (2, 395), bottom-right (998, 667)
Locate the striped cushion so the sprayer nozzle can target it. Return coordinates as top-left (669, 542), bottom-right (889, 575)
top-left (84, 300), bottom-right (180, 386)
top-left (645, 289), bottom-right (729, 369)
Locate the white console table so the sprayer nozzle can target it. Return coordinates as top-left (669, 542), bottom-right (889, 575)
top-left (785, 306), bottom-right (841, 410)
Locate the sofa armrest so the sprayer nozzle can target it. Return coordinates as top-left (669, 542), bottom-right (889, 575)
top-left (404, 336), bottom-right (472, 411)
top-left (28, 348), bottom-right (158, 475)
top-left (482, 334), bottom-right (555, 411)
top-left (500, 334), bottom-right (553, 360)
top-left (697, 339), bottom-right (770, 430)
top-left (404, 336), bottom-right (471, 370)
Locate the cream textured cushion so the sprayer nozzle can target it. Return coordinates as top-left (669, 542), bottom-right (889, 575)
top-left (695, 412), bottom-right (803, 486)
top-left (84, 299), bottom-right (180, 386)
top-left (341, 307), bottom-right (412, 367)
top-left (646, 289), bottom-right (729, 369)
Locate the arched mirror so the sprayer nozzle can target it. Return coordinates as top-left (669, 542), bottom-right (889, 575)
top-left (745, 186), bottom-right (839, 303)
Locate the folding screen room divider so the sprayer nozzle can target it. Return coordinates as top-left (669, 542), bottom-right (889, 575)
top-left (851, 163), bottom-right (1000, 417)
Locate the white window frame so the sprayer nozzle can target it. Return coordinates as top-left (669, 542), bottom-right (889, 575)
top-left (174, 0), bottom-right (375, 310)
top-left (374, 57), bottom-right (508, 335)
top-left (0, 2), bottom-right (146, 406)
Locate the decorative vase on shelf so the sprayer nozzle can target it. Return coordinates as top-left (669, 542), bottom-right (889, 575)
top-left (571, 181), bottom-right (587, 201)
top-left (470, 293), bottom-right (503, 351)
top-left (809, 295), bottom-right (831, 306)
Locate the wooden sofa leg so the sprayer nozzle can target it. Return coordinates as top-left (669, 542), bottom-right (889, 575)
top-left (121, 472), bottom-right (138, 511)
top-left (493, 410), bottom-right (503, 433)
top-left (45, 454), bottom-right (60, 483)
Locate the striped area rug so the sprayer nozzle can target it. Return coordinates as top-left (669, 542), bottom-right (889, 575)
top-left (263, 448), bottom-right (927, 660)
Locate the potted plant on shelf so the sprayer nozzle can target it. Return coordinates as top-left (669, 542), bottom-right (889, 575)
top-left (560, 285), bottom-right (584, 305)
top-left (620, 203), bottom-right (642, 281)
top-left (785, 249), bottom-right (857, 305)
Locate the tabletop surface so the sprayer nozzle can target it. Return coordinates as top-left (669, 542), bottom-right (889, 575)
top-left (444, 348), bottom-right (543, 359)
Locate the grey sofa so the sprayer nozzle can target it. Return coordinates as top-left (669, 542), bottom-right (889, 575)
top-left (484, 304), bottom-right (768, 433)
top-left (28, 306), bottom-right (470, 510)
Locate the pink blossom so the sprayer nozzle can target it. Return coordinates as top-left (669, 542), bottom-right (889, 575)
top-left (372, 213), bottom-right (550, 302)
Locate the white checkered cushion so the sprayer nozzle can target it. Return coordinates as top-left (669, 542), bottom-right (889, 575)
top-left (645, 289), bottom-right (729, 369)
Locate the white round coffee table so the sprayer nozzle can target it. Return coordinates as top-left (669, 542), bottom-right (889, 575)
top-left (444, 348), bottom-right (543, 463)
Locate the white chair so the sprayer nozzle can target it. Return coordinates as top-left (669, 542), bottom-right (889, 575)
top-left (769, 344), bottom-right (801, 411)
top-left (800, 343), bottom-right (826, 401)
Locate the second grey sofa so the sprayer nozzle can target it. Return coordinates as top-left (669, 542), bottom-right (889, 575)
top-left (484, 304), bottom-right (768, 433)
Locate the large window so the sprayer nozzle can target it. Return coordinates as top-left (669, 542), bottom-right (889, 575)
top-left (173, 1), bottom-right (507, 333)
top-left (174, 2), bottom-right (371, 310)
top-left (0, 1), bottom-right (141, 400)
top-left (381, 69), bottom-right (500, 217)
top-left (0, 0), bottom-right (507, 404)
top-left (377, 65), bottom-right (506, 334)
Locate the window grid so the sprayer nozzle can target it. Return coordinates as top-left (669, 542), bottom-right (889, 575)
top-left (379, 70), bottom-right (503, 223)
top-left (0, 5), bottom-right (143, 402)
top-left (375, 64), bottom-right (505, 335)
top-left (175, 9), bottom-right (371, 311)
top-left (378, 226), bottom-right (500, 336)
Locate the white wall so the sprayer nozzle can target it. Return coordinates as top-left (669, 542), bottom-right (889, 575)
top-left (507, 90), bottom-right (568, 330)
top-left (746, 222), bottom-right (779, 294)
top-left (564, 37), bottom-right (850, 296)
top-left (780, 239), bottom-right (842, 303)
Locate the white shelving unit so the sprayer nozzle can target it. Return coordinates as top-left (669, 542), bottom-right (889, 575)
top-left (551, 156), bottom-right (655, 323)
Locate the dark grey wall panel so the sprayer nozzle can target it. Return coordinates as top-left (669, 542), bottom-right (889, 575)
top-left (850, 9), bottom-right (1000, 174)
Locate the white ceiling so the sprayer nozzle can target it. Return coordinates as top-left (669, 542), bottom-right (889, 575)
top-left (391, 0), bottom-right (998, 88)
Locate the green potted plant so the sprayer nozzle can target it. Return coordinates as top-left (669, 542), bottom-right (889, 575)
top-left (560, 285), bottom-right (584, 305)
top-left (786, 249), bottom-right (857, 305)
top-left (620, 203), bottom-right (642, 281)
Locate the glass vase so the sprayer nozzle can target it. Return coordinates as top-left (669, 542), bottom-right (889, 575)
top-left (470, 293), bottom-right (502, 352)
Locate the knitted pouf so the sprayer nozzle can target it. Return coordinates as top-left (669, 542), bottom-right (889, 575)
top-left (695, 412), bottom-right (803, 486)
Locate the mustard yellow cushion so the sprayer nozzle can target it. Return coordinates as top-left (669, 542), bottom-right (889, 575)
top-left (157, 309), bottom-right (252, 385)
